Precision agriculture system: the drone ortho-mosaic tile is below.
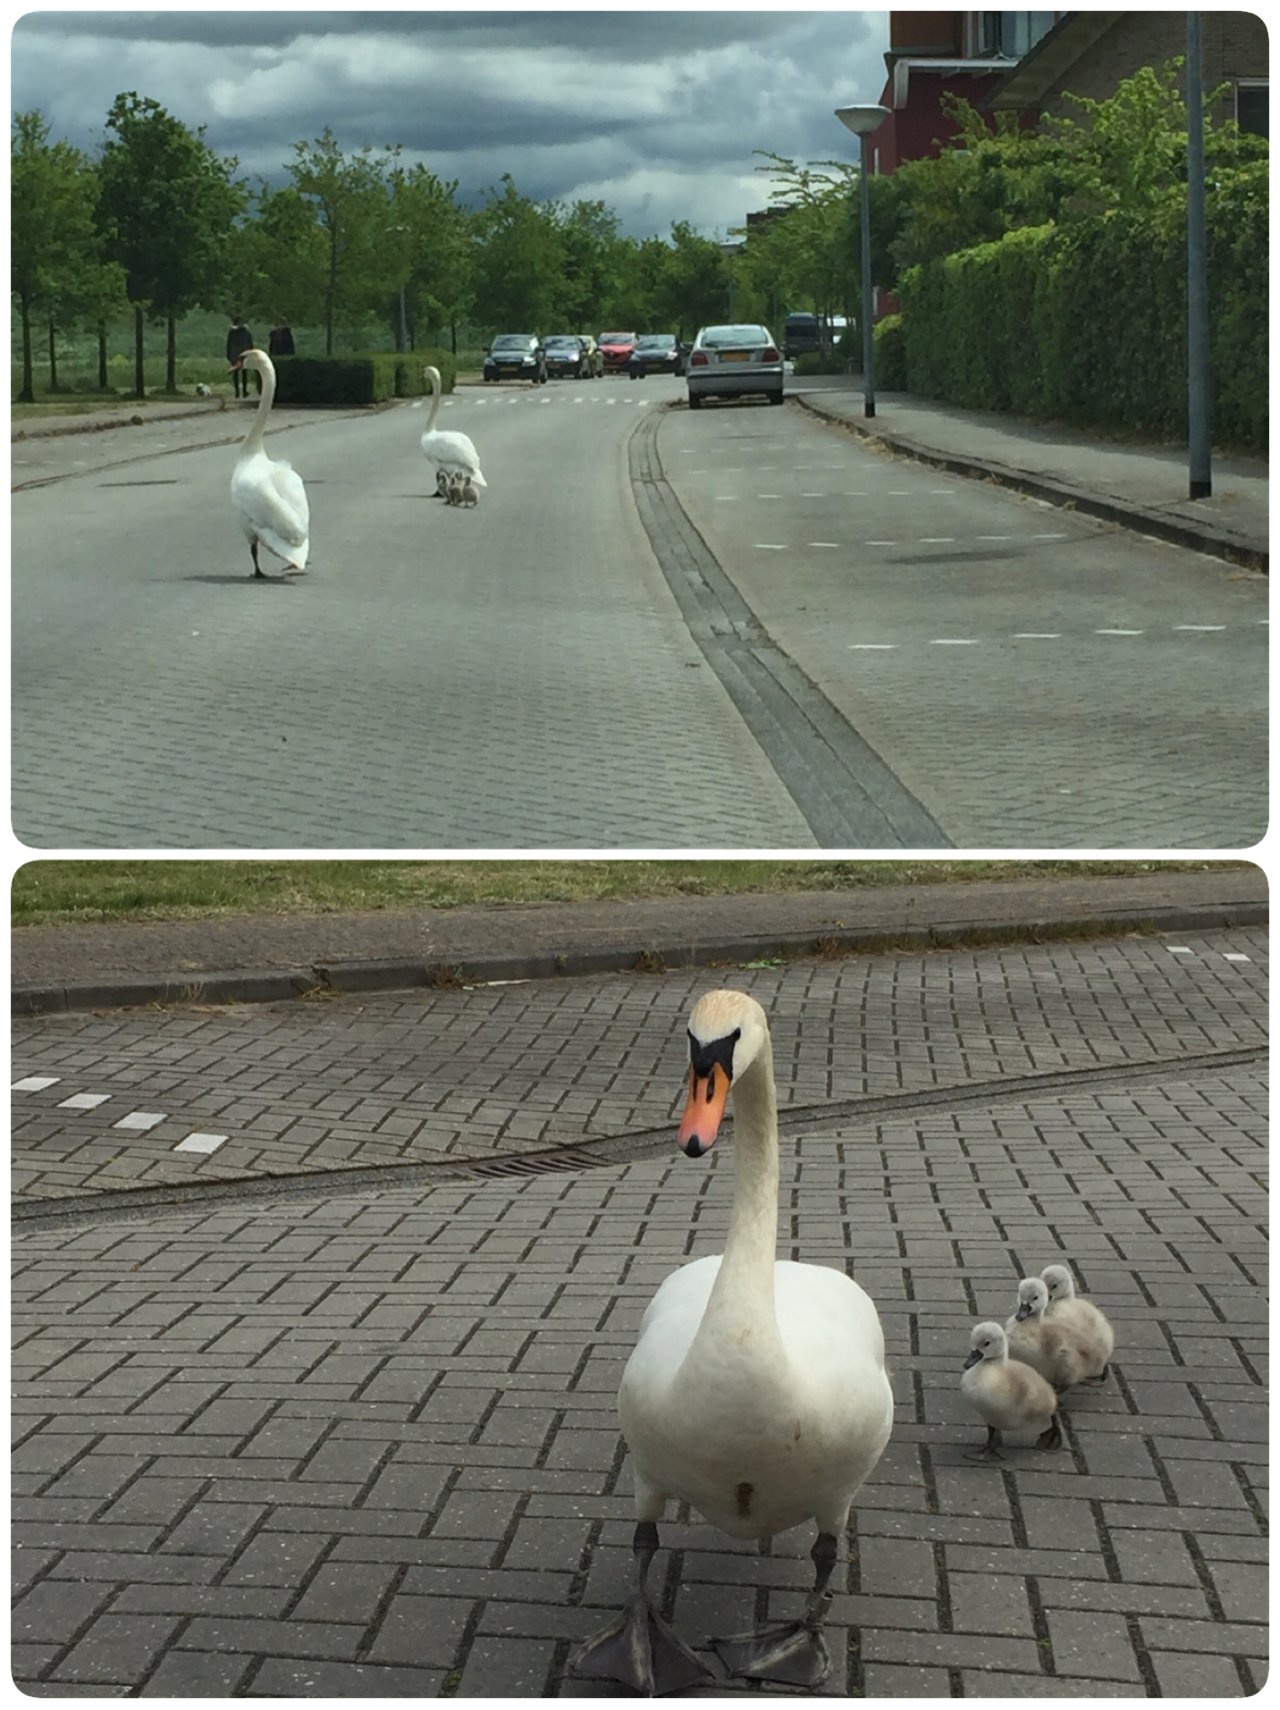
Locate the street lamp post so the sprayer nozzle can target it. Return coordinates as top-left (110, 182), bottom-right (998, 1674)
top-left (1186, 12), bottom-right (1212, 498)
top-left (835, 105), bottom-right (890, 418)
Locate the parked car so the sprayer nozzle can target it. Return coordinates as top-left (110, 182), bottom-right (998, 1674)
top-left (686, 323), bottom-right (784, 409)
top-left (483, 334), bottom-right (547, 384)
top-left (597, 331), bottom-right (638, 372)
top-left (627, 333), bottom-right (684, 378)
top-left (576, 334), bottom-right (604, 377)
top-left (542, 335), bottom-right (589, 379)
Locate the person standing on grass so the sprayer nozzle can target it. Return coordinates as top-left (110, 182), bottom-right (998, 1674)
top-left (268, 320), bottom-right (295, 358)
top-left (227, 316), bottom-right (255, 396)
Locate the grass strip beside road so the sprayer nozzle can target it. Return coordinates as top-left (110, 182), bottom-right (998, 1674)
top-left (11, 859), bottom-right (1241, 930)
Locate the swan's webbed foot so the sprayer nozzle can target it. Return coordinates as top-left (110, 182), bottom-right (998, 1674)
top-left (713, 1611), bottom-right (832, 1687)
top-left (964, 1427), bottom-right (1006, 1462)
top-left (1036, 1414), bottom-right (1063, 1451)
top-left (574, 1594), bottom-right (713, 1695)
top-left (1082, 1363), bottom-right (1110, 1387)
top-left (572, 1519), bottom-right (714, 1696)
top-left (713, 1529), bottom-right (837, 1686)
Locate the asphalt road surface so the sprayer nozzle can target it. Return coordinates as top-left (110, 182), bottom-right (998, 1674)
top-left (12, 378), bottom-right (1267, 848)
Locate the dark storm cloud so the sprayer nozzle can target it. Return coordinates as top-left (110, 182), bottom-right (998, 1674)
top-left (11, 10), bottom-right (890, 235)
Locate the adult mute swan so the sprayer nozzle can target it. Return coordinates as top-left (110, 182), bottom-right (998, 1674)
top-left (421, 365), bottom-right (485, 505)
top-left (961, 1322), bottom-right (1061, 1461)
top-left (574, 989), bottom-right (894, 1694)
top-left (228, 349), bottom-right (309, 577)
top-left (1041, 1263), bottom-right (1114, 1382)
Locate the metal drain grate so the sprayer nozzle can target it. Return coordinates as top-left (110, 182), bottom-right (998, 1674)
top-left (462, 1145), bottom-right (606, 1179)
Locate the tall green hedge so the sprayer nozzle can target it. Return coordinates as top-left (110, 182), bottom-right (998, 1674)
top-left (897, 169), bottom-right (1267, 453)
top-left (271, 348), bottom-right (457, 407)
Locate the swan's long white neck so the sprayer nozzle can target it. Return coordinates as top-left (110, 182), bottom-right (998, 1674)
top-left (689, 1045), bottom-right (784, 1362)
top-left (423, 367), bottom-right (442, 435)
top-left (241, 360), bottom-right (275, 457)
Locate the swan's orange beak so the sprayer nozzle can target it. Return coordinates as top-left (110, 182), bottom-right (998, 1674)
top-left (678, 1063), bottom-right (729, 1158)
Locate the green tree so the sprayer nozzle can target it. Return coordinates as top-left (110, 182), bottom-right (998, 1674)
top-left (224, 182), bottom-right (328, 330)
top-left (286, 127), bottom-right (402, 354)
top-left (551, 199), bottom-right (625, 331)
top-left (388, 163), bottom-right (472, 350)
top-left (469, 175), bottom-right (563, 330)
top-left (655, 222), bottom-right (732, 337)
top-left (11, 112), bottom-right (118, 401)
top-left (96, 92), bottom-right (243, 396)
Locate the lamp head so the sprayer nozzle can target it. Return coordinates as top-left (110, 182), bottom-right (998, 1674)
top-left (835, 104), bottom-right (890, 137)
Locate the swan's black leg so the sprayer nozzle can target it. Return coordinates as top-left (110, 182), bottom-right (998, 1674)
top-left (712, 1530), bottom-right (838, 1686)
top-left (1037, 1412), bottom-right (1063, 1451)
top-left (573, 1519), bottom-right (714, 1694)
top-left (250, 539), bottom-right (266, 579)
top-left (965, 1426), bottom-right (1005, 1462)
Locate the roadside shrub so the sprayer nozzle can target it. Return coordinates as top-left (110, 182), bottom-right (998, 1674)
top-left (897, 164), bottom-right (1267, 453)
top-left (271, 348), bottom-right (457, 407)
top-left (872, 314), bottom-right (907, 391)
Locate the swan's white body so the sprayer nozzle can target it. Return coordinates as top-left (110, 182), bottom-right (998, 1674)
top-left (421, 364), bottom-right (485, 503)
top-left (229, 349), bottom-right (309, 575)
top-left (622, 1250), bottom-right (891, 1542)
top-left (1041, 1264), bottom-right (1114, 1377)
top-left (577, 990), bottom-right (893, 1691)
top-left (1006, 1277), bottom-right (1091, 1388)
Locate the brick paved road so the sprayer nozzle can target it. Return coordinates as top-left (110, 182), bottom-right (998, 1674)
top-left (653, 402), bottom-right (1269, 848)
top-left (11, 932), bottom-right (1267, 1695)
top-left (12, 928), bottom-right (1267, 1203)
top-left (12, 390), bottom-right (811, 849)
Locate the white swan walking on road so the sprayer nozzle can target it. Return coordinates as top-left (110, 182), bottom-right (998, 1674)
top-left (574, 989), bottom-right (894, 1693)
top-left (229, 349), bottom-right (309, 577)
top-left (421, 364), bottom-right (485, 505)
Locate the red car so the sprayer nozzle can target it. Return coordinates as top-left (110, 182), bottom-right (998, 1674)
top-left (597, 331), bottom-right (638, 371)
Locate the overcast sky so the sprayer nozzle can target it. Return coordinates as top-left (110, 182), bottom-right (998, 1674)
top-left (11, 9), bottom-right (891, 238)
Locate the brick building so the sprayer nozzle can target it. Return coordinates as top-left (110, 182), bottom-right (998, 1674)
top-left (987, 10), bottom-right (1269, 134)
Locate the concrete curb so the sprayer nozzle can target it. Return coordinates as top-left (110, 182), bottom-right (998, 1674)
top-left (794, 393), bottom-right (1268, 575)
top-left (13, 896), bottom-right (1267, 1017)
top-left (12, 400), bottom-right (232, 440)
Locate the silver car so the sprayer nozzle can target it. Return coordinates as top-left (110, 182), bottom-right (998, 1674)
top-left (686, 323), bottom-right (784, 410)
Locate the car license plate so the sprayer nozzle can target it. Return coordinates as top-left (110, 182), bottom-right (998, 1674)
top-left (720, 351), bottom-right (750, 362)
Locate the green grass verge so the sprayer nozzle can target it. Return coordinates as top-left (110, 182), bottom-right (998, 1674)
top-left (11, 859), bottom-right (1240, 929)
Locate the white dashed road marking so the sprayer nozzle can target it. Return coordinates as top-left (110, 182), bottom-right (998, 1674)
top-left (114, 1111), bottom-right (168, 1131)
top-left (174, 1132), bottom-right (229, 1155)
top-left (59, 1092), bottom-right (110, 1109)
top-left (13, 1076), bottom-right (60, 1091)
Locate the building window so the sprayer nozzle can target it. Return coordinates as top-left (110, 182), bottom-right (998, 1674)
top-left (1236, 82), bottom-right (1268, 139)
top-left (979, 12), bottom-right (1055, 58)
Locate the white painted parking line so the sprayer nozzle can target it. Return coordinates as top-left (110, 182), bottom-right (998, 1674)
top-left (1096, 629), bottom-right (1144, 636)
top-left (920, 537), bottom-right (955, 544)
top-left (977, 535), bottom-right (1012, 541)
top-left (1175, 624), bottom-right (1226, 631)
top-left (1014, 633), bottom-right (1062, 639)
top-left (59, 1092), bottom-right (111, 1109)
top-left (865, 539), bottom-right (896, 546)
top-left (931, 638), bottom-right (980, 646)
top-left (809, 542), bottom-right (841, 549)
top-left (755, 544), bottom-right (788, 551)
top-left (114, 1111), bottom-right (168, 1131)
top-left (174, 1132), bottom-right (229, 1154)
top-left (848, 643), bottom-right (897, 650)
top-left (1034, 532), bottom-right (1068, 539)
top-left (13, 1076), bottom-right (61, 1091)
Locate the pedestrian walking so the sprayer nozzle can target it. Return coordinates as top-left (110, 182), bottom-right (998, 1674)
top-left (227, 317), bottom-right (256, 396)
top-left (268, 319), bottom-right (295, 359)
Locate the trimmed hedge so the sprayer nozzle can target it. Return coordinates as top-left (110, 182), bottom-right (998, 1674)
top-left (872, 314), bottom-right (907, 391)
top-left (271, 348), bottom-right (457, 407)
top-left (897, 171), bottom-right (1267, 453)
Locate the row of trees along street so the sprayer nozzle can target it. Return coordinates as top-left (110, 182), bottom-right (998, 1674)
top-left (12, 64), bottom-right (1267, 434)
